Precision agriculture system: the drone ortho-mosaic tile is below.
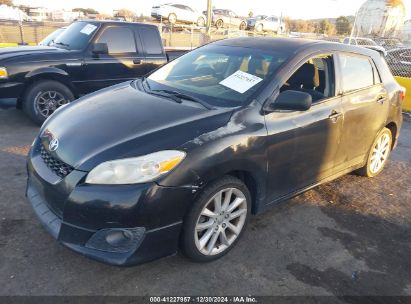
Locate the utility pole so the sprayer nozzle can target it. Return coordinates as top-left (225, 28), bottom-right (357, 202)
top-left (206, 0), bottom-right (212, 34)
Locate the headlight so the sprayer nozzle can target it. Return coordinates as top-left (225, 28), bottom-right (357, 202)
top-left (85, 150), bottom-right (186, 185)
top-left (0, 67), bottom-right (8, 79)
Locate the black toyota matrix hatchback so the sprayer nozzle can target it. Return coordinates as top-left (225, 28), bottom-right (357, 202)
top-left (27, 38), bottom-right (404, 266)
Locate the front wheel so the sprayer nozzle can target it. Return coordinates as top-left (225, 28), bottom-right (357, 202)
top-left (356, 127), bottom-right (392, 177)
top-left (182, 176), bottom-right (251, 262)
top-left (168, 13), bottom-right (177, 24)
top-left (215, 19), bottom-right (224, 29)
top-left (256, 23), bottom-right (263, 32)
top-left (22, 80), bottom-right (74, 125)
top-left (239, 22), bottom-right (246, 30)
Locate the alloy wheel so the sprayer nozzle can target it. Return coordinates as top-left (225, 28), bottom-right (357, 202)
top-left (35, 90), bottom-right (67, 118)
top-left (194, 188), bottom-right (247, 256)
top-left (370, 132), bottom-right (391, 174)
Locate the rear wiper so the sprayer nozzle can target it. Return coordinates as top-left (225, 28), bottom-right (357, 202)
top-left (152, 89), bottom-right (215, 110)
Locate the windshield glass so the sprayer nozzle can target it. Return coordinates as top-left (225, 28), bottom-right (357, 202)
top-left (39, 28), bottom-right (64, 46)
top-left (255, 15), bottom-right (267, 20)
top-left (146, 44), bottom-right (289, 107)
top-left (54, 22), bottom-right (98, 50)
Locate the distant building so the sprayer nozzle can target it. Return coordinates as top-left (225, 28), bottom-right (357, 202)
top-left (355, 0), bottom-right (405, 37)
top-left (28, 7), bottom-right (50, 22)
top-left (51, 10), bottom-right (83, 22)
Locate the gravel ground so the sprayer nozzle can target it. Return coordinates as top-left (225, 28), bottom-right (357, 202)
top-left (0, 108), bottom-right (410, 300)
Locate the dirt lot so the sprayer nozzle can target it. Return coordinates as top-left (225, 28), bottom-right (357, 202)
top-left (0, 108), bottom-right (410, 300)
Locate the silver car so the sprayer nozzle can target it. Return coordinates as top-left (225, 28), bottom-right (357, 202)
top-left (210, 9), bottom-right (246, 30)
top-left (247, 15), bottom-right (285, 33)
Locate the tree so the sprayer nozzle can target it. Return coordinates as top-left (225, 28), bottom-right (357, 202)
top-left (336, 16), bottom-right (352, 35)
top-left (73, 8), bottom-right (99, 15)
top-left (248, 11), bottom-right (253, 18)
top-left (0, 0), bottom-right (13, 6)
top-left (115, 8), bottom-right (136, 20)
top-left (319, 19), bottom-right (336, 36)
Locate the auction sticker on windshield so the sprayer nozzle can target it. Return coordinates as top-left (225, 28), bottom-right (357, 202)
top-left (219, 70), bottom-right (263, 94)
top-left (80, 24), bottom-right (97, 35)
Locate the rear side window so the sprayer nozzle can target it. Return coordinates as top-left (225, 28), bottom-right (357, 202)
top-left (339, 54), bottom-right (375, 93)
top-left (139, 27), bottom-right (163, 55)
top-left (96, 27), bottom-right (136, 54)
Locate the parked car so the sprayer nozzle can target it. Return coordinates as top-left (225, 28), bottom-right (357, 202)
top-left (343, 37), bottom-right (386, 54)
top-left (246, 15), bottom-right (284, 33)
top-left (26, 37), bottom-right (404, 266)
top-left (151, 3), bottom-right (206, 26)
top-left (38, 27), bottom-right (66, 46)
top-left (0, 20), bottom-right (187, 124)
top-left (209, 9), bottom-right (246, 30)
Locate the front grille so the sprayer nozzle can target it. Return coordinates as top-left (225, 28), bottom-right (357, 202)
top-left (40, 145), bottom-right (73, 178)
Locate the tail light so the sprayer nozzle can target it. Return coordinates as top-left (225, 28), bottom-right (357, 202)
top-left (400, 87), bottom-right (406, 103)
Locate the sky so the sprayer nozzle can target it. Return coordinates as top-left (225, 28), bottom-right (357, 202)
top-left (12, 0), bottom-right (411, 20)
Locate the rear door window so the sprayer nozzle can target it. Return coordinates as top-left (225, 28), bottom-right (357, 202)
top-left (339, 54), bottom-right (375, 93)
top-left (139, 27), bottom-right (163, 55)
top-left (96, 26), bottom-right (136, 54)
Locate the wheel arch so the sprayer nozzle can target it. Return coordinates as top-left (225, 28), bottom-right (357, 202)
top-left (17, 68), bottom-right (77, 108)
top-left (385, 121), bottom-right (398, 149)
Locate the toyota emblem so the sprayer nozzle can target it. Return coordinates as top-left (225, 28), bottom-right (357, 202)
top-left (49, 138), bottom-right (59, 152)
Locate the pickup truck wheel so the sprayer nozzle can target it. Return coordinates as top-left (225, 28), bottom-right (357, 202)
top-left (197, 16), bottom-right (205, 27)
top-left (356, 127), bottom-right (392, 177)
top-left (23, 80), bottom-right (74, 125)
top-left (182, 176), bottom-right (251, 262)
top-left (215, 19), bottom-right (224, 29)
top-left (168, 13), bottom-right (177, 24)
top-left (256, 23), bottom-right (263, 32)
top-left (239, 22), bottom-right (246, 30)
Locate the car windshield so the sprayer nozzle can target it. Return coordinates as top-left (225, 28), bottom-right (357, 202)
top-left (255, 15), bottom-right (267, 20)
top-left (53, 22), bottom-right (98, 50)
top-left (39, 28), bottom-right (65, 46)
top-left (146, 44), bottom-right (289, 108)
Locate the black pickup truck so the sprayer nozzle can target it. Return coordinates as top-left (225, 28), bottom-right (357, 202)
top-left (0, 20), bottom-right (186, 124)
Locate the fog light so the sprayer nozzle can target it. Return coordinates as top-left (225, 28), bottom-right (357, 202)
top-left (85, 227), bottom-right (145, 253)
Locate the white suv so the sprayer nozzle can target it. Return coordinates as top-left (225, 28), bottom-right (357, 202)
top-left (151, 3), bottom-right (206, 26)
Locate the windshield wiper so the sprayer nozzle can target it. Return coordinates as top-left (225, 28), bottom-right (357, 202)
top-left (54, 42), bottom-right (70, 49)
top-left (152, 89), bottom-right (215, 110)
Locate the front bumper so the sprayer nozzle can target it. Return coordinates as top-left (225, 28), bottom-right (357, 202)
top-left (26, 155), bottom-right (195, 266)
top-left (0, 81), bottom-right (24, 99)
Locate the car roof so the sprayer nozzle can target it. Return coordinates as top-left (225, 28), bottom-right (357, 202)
top-left (213, 37), bottom-right (380, 58)
top-left (77, 19), bottom-right (157, 28)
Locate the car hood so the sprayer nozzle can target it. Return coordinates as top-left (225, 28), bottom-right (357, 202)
top-left (0, 46), bottom-right (68, 61)
top-left (39, 82), bottom-right (234, 171)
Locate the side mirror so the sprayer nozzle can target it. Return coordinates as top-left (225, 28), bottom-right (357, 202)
top-left (270, 90), bottom-right (312, 111)
top-left (92, 43), bottom-right (108, 55)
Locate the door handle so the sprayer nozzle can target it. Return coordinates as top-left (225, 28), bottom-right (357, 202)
top-left (329, 110), bottom-right (343, 123)
top-left (133, 59), bottom-right (142, 65)
top-left (376, 95), bottom-right (386, 104)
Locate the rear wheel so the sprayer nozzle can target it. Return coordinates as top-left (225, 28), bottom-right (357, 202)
top-left (182, 176), bottom-right (251, 262)
top-left (197, 16), bottom-right (205, 27)
top-left (22, 80), bottom-right (74, 125)
top-left (168, 13), bottom-right (177, 24)
top-left (356, 127), bottom-right (392, 177)
top-left (239, 22), bottom-right (246, 30)
top-left (215, 19), bottom-right (224, 29)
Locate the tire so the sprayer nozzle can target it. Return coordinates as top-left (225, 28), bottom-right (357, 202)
top-left (256, 23), bottom-right (263, 32)
top-left (168, 13), bottom-right (177, 24)
top-left (215, 19), bottom-right (224, 29)
top-left (239, 22), bottom-right (246, 31)
top-left (182, 176), bottom-right (251, 262)
top-left (197, 16), bottom-right (205, 27)
top-left (22, 80), bottom-right (74, 125)
top-left (356, 127), bottom-right (392, 177)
